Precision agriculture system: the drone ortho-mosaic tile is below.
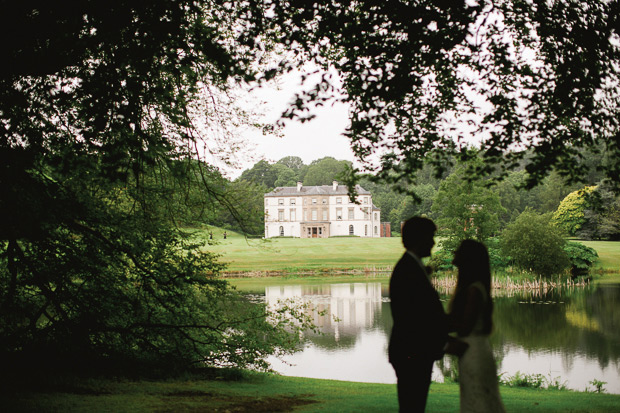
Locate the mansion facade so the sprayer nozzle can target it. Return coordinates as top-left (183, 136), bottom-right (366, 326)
top-left (264, 181), bottom-right (383, 238)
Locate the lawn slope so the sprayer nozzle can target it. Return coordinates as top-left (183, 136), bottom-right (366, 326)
top-left (3, 373), bottom-right (619, 412)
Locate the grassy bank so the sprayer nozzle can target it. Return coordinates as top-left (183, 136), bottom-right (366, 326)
top-left (197, 229), bottom-right (620, 282)
top-left (579, 240), bottom-right (620, 271)
top-left (199, 231), bottom-right (402, 273)
top-left (3, 371), bottom-right (620, 412)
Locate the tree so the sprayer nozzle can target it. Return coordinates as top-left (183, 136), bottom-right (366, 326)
top-left (213, 180), bottom-right (267, 236)
top-left (500, 211), bottom-right (570, 277)
top-left (272, 163), bottom-right (299, 187)
top-left (432, 158), bottom-right (505, 251)
top-left (259, 1), bottom-right (620, 192)
top-left (0, 1), bottom-right (307, 371)
top-left (527, 172), bottom-right (580, 214)
top-left (239, 160), bottom-right (278, 189)
top-left (577, 184), bottom-right (620, 240)
top-left (303, 157), bottom-right (351, 186)
top-left (552, 186), bottom-right (597, 236)
top-left (276, 156), bottom-right (305, 172)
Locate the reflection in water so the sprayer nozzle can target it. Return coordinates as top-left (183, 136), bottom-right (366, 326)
top-left (265, 283), bottom-right (386, 347)
top-left (259, 281), bottom-right (620, 394)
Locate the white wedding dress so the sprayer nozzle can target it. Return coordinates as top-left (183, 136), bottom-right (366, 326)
top-left (458, 282), bottom-right (506, 413)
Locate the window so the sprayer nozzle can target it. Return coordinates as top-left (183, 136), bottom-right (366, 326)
top-left (364, 197), bottom-right (368, 204)
top-left (348, 208), bottom-right (354, 220)
top-left (312, 198), bottom-right (317, 204)
top-left (278, 199), bottom-right (284, 205)
top-left (290, 210), bottom-right (296, 221)
top-left (304, 198), bottom-right (308, 205)
top-left (336, 208), bottom-right (342, 220)
top-left (322, 209), bottom-right (328, 220)
top-left (349, 225), bottom-right (354, 235)
top-left (265, 199), bottom-right (268, 206)
top-left (365, 225), bottom-right (368, 236)
top-left (374, 213), bottom-right (378, 221)
top-left (364, 209), bottom-right (370, 219)
top-left (311, 210), bottom-right (318, 221)
top-left (278, 210), bottom-right (284, 221)
top-left (303, 209), bottom-right (308, 221)
top-left (279, 226), bottom-right (284, 236)
top-left (308, 228), bottom-right (312, 236)
top-left (336, 197), bottom-right (342, 204)
top-left (290, 199), bottom-right (296, 205)
top-left (319, 227), bottom-right (322, 235)
top-left (374, 226), bottom-right (378, 235)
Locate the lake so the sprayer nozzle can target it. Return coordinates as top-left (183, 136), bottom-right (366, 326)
top-left (240, 278), bottom-right (620, 394)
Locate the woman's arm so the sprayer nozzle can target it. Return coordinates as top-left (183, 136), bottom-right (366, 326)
top-left (455, 286), bottom-right (484, 337)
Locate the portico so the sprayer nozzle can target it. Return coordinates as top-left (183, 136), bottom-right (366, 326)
top-left (301, 222), bottom-right (331, 238)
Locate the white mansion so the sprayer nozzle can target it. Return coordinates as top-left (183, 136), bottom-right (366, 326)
top-left (264, 181), bottom-right (382, 238)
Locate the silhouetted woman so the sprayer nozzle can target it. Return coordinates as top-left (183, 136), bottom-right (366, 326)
top-left (449, 239), bottom-right (505, 413)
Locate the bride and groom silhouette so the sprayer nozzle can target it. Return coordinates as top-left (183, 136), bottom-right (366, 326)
top-left (388, 216), bottom-right (506, 412)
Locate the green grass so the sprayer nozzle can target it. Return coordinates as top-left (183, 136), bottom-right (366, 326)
top-left (577, 240), bottom-right (620, 270)
top-left (574, 240), bottom-right (620, 284)
top-left (3, 372), bottom-right (619, 412)
top-left (194, 229), bottom-right (620, 281)
top-left (199, 232), bottom-right (403, 273)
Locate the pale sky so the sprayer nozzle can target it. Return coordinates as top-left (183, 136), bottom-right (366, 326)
top-left (221, 69), bottom-right (359, 178)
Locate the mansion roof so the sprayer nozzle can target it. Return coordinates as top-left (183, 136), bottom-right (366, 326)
top-left (264, 183), bottom-right (371, 197)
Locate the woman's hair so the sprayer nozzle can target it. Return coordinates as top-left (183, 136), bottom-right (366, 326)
top-left (451, 239), bottom-right (493, 334)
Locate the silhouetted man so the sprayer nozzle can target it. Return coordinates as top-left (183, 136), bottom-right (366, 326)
top-left (388, 216), bottom-right (465, 412)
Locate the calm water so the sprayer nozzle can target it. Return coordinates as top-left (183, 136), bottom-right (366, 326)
top-left (245, 280), bottom-right (620, 394)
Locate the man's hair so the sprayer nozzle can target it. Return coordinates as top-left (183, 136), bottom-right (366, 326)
top-left (401, 216), bottom-right (436, 250)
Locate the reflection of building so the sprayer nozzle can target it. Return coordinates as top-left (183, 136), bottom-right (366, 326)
top-left (265, 283), bottom-right (383, 341)
top-left (264, 181), bottom-right (384, 238)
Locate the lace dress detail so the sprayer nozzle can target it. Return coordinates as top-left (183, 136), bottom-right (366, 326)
top-left (458, 282), bottom-right (506, 413)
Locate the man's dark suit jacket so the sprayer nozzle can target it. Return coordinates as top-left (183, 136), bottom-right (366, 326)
top-left (388, 251), bottom-right (449, 363)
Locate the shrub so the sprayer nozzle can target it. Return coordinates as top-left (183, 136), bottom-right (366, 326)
top-left (486, 237), bottom-right (511, 269)
top-left (500, 210), bottom-right (570, 277)
top-left (552, 186), bottom-right (596, 235)
top-left (564, 242), bottom-right (598, 277)
top-left (428, 248), bottom-right (454, 272)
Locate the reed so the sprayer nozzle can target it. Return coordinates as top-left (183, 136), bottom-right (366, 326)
top-left (431, 270), bottom-right (591, 295)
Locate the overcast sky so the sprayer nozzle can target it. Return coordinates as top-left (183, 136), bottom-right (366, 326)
top-left (220, 70), bottom-right (358, 178)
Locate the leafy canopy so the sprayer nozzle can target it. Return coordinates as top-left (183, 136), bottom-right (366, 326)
top-left (0, 1), bottom-right (306, 371)
top-left (432, 157), bottom-right (505, 250)
top-left (552, 186), bottom-right (597, 236)
top-left (257, 0), bottom-right (620, 191)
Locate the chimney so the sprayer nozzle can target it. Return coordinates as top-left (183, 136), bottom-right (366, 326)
top-left (297, 181), bottom-right (303, 191)
top-left (332, 180), bottom-right (338, 191)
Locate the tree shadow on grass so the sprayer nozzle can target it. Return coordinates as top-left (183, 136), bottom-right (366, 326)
top-left (161, 391), bottom-right (317, 412)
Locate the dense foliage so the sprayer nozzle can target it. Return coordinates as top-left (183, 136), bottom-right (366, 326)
top-left (500, 211), bottom-right (570, 277)
top-left (432, 158), bottom-right (505, 251)
top-left (564, 242), bottom-right (599, 277)
top-left (552, 186), bottom-right (596, 236)
top-left (257, 0), bottom-right (620, 193)
top-left (577, 183), bottom-right (620, 240)
top-left (0, 1), bottom-right (306, 371)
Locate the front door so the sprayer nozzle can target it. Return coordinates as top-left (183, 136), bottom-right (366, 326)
top-left (312, 227), bottom-right (318, 238)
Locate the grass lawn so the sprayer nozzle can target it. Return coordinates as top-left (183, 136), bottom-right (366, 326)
top-left (199, 232), bottom-right (403, 273)
top-left (578, 240), bottom-right (620, 270)
top-left (3, 372), bottom-right (620, 412)
top-left (575, 240), bottom-right (620, 283)
top-left (195, 229), bottom-right (620, 282)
